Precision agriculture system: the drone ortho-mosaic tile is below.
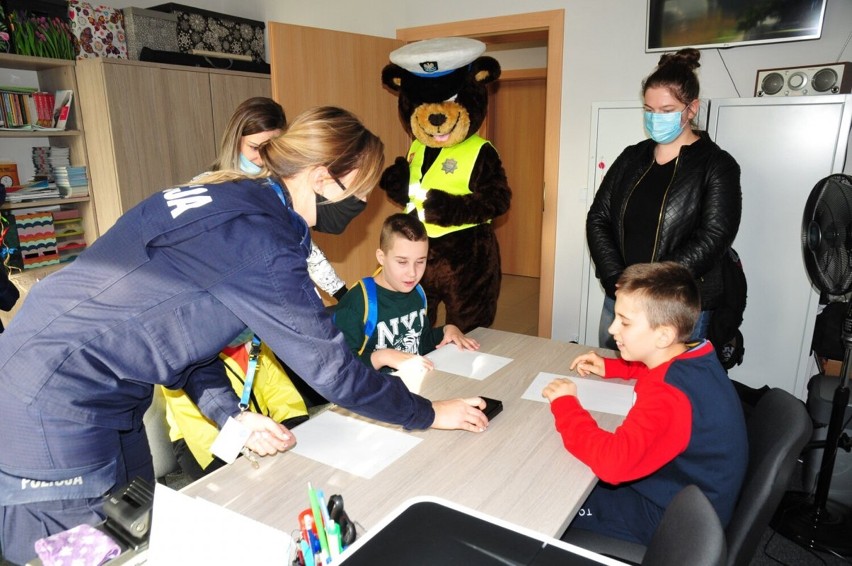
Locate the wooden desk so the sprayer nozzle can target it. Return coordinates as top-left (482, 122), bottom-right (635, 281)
top-left (182, 328), bottom-right (626, 538)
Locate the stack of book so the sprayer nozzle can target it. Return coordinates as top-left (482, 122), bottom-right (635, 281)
top-left (48, 147), bottom-right (71, 172)
top-left (4, 179), bottom-right (61, 204)
top-left (0, 88), bottom-right (72, 131)
top-left (54, 166), bottom-right (89, 198)
top-left (32, 147), bottom-right (53, 180)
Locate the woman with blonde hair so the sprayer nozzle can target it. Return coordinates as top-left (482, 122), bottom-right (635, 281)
top-left (0, 106), bottom-right (491, 564)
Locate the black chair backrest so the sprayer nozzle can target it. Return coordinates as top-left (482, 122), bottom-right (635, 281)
top-left (643, 484), bottom-right (726, 566)
top-left (725, 388), bottom-right (813, 566)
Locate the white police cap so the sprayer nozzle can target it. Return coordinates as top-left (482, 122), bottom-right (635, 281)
top-left (389, 37), bottom-right (486, 77)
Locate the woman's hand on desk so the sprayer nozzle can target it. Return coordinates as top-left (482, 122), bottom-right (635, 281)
top-left (236, 411), bottom-right (296, 456)
top-left (431, 397), bottom-right (489, 432)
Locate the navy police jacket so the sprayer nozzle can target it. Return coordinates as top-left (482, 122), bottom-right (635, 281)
top-left (0, 179), bottom-right (434, 431)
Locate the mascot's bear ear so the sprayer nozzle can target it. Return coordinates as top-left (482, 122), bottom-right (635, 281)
top-left (470, 56), bottom-right (501, 85)
top-left (382, 63), bottom-right (405, 93)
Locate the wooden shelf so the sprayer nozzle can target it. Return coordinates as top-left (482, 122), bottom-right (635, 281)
top-left (1, 196), bottom-right (91, 210)
top-left (0, 129), bottom-right (81, 138)
top-left (0, 53), bottom-right (75, 71)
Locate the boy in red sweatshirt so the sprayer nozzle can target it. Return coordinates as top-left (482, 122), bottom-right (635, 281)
top-left (544, 261), bottom-right (747, 545)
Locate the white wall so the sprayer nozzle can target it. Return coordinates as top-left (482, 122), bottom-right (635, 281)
top-left (107, 0), bottom-right (852, 341)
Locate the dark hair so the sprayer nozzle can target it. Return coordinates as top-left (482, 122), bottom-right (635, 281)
top-left (642, 48), bottom-right (701, 106)
top-left (380, 213), bottom-right (427, 251)
top-left (617, 261), bottom-right (701, 342)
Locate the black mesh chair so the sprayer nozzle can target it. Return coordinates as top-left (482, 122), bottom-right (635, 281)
top-left (563, 388), bottom-right (812, 566)
top-left (642, 484), bottom-right (727, 566)
top-left (724, 388), bottom-right (812, 566)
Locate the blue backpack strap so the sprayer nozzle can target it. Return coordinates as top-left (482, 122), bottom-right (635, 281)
top-left (332, 278), bottom-right (376, 356)
top-left (345, 276), bottom-right (425, 356)
top-left (352, 277), bottom-right (377, 356)
top-left (361, 277), bottom-right (378, 341)
top-left (415, 284), bottom-right (427, 312)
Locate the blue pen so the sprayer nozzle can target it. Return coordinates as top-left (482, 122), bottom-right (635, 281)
top-left (317, 490), bottom-right (332, 530)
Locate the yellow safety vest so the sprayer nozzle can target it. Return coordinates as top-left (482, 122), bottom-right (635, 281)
top-left (406, 135), bottom-right (491, 238)
top-left (163, 342), bottom-right (308, 469)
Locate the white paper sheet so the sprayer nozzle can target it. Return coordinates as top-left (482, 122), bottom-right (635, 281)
top-left (425, 345), bottom-right (513, 380)
top-left (522, 372), bottom-right (635, 416)
top-left (148, 484), bottom-right (292, 563)
top-left (290, 411), bottom-right (422, 479)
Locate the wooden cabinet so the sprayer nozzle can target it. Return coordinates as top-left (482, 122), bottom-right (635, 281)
top-left (75, 58), bottom-right (270, 232)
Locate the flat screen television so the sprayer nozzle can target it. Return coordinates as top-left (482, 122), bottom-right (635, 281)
top-left (646, 0), bottom-right (827, 52)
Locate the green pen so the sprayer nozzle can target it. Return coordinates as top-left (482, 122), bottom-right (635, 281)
top-left (327, 519), bottom-right (342, 557)
top-left (308, 482), bottom-right (331, 561)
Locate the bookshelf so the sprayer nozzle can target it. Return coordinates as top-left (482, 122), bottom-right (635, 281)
top-left (0, 53), bottom-right (98, 285)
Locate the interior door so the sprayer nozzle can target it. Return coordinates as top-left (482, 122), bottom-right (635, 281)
top-left (268, 23), bottom-right (408, 294)
top-left (488, 71), bottom-right (546, 278)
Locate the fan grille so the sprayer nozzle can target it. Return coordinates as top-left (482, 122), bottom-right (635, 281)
top-left (802, 174), bottom-right (852, 295)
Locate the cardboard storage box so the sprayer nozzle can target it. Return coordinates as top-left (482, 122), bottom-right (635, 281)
top-left (148, 3), bottom-right (265, 62)
top-left (123, 7), bottom-right (178, 60)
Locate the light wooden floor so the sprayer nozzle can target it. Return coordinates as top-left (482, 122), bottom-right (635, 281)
top-left (435, 274), bottom-right (540, 336)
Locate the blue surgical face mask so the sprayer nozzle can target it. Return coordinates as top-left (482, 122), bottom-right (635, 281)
top-left (644, 108), bottom-right (687, 144)
top-left (239, 153), bottom-right (263, 175)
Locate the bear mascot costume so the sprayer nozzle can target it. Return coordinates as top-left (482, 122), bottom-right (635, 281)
top-left (380, 37), bottom-right (511, 333)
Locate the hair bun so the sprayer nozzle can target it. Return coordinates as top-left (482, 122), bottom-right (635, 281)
top-left (657, 47), bottom-right (701, 71)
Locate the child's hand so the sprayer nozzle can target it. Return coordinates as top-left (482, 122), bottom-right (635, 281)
top-left (373, 349), bottom-right (434, 372)
top-left (439, 324), bottom-right (480, 350)
top-left (396, 354), bottom-right (434, 378)
top-left (569, 351), bottom-right (606, 377)
top-left (542, 378), bottom-right (577, 402)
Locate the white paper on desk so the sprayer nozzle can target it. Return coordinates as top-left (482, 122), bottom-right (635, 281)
top-left (425, 345), bottom-right (513, 380)
top-left (522, 372), bottom-right (635, 416)
top-left (148, 483), bottom-right (291, 563)
top-left (290, 411), bottom-right (421, 479)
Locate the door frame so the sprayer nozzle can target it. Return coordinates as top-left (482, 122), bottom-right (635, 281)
top-left (397, 9), bottom-right (564, 338)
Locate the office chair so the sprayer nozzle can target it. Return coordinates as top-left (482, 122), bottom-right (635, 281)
top-left (724, 387), bottom-right (812, 566)
top-left (561, 484), bottom-right (726, 566)
top-left (562, 388), bottom-right (812, 566)
top-left (641, 484), bottom-right (726, 566)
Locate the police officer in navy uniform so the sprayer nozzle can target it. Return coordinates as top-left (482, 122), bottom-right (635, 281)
top-left (0, 107), bottom-right (489, 564)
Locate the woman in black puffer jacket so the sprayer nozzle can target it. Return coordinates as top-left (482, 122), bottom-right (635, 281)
top-left (587, 48), bottom-right (741, 349)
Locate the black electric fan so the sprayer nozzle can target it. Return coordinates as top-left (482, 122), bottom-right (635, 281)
top-left (772, 173), bottom-right (852, 556)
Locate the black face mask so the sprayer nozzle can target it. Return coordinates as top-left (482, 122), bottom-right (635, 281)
top-left (314, 194), bottom-right (367, 234)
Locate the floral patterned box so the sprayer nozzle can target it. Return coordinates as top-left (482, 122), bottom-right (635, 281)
top-left (148, 3), bottom-right (265, 63)
top-left (123, 7), bottom-right (177, 61)
top-left (68, 0), bottom-right (128, 59)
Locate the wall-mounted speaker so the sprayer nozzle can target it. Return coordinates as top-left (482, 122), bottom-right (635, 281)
top-left (755, 62), bottom-right (852, 97)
